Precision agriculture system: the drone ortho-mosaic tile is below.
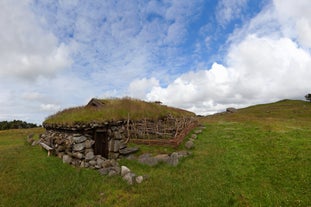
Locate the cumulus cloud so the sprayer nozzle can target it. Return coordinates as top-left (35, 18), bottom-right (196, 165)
top-left (0, 0), bottom-right (71, 80)
top-left (146, 1), bottom-right (311, 115)
top-left (274, 0), bottom-right (311, 48)
top-left (147, 36), bottom-right (311, 114)
top-left (128, 78), bottom-right (160, 99)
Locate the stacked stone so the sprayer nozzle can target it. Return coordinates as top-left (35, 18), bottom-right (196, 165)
top-left (39, 131), bottom-right (122, 172)
top-left (39, 130), bottom-right (146, 184)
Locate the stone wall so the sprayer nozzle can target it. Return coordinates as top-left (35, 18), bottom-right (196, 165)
top-left (43, 117), bottom-right (196, 141)
top-left (40, 117), bottom-right (197, 167)
top-left (40, 123), bottom-right (128, 168)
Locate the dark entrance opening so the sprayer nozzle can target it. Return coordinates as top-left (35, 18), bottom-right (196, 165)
top-left (94, 130), bottom-right (109, 158)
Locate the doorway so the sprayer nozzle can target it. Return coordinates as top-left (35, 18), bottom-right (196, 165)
top-left (94, 130), bottom-right (109, 158)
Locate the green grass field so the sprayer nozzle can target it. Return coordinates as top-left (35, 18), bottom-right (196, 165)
top-left (1, 100), bottom-right (310, 206)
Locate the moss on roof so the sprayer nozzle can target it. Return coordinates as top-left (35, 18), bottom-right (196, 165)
top-left (43, 98), bottom-right (195, 125)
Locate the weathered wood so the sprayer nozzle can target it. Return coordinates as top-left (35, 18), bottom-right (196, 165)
top-left (39, 142), bottom-right (53, 156)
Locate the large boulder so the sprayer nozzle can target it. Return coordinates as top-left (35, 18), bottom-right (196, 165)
top-left (226, 107), bottom-right (237, 113)
top-left (138, 153), bottom-right (159, 166)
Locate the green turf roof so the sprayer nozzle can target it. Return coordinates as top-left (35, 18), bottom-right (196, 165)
top-left (43, 98), bottom-right (196, 125)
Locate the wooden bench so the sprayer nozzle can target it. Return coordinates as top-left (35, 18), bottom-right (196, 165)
top-left (39, 142), bottom-right (53, 156)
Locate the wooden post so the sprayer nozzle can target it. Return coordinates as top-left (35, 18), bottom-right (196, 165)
top-left (39, 142), bottom-right (53, 156)
top-left (125, 113), bottom-right (130, 144)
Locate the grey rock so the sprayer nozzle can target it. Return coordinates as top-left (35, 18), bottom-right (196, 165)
top-left (126, 154), bottom-right (137, 160)
top-left (89, 160), bottom-right (97, 166)
top-left (185, 140), bottom-right (194, 149)
top-left (108, 140), bottom-right (114, 152)
top-left (138, 153), bottom-right (159, 166)
top-left (123, 172), bottom-right (136, 185)
top-left (114, 131), bottom-right (122, 140)
top-left (194, 129), bottom-right (202, 134)
top-left (84, 139), bottom-right (95, 148)
top-left (62, 155), bottom-right (72, 164)
top-left (167, 152), bottom-right (179, 166)
top-left (84, 162), bottom-right (90, 168)
top-left (135, 176), bottom-right (144, 184)
top-left (111, 166), bottom-right (121, 175)
top-left (154, 154), bottom-right (170, 163)
top-left (98, 168), bottom-right (109, 175)
top-left (57, 152), bottom-right (64, 159)
top-left (119, 147), bottom-right (139, 155)
top-left (85, 151), bottom-right (95, 161)
top-left (73, 143), bottom-right (85, 151)
top-left (226, 107), bottom-right (237, 113)
top-left (121, 166), bottom-right (131, 177)
top-left (56, 145), bottom-right (65, 152)
top-left (177, 151), bottom-right (191, 158)
top-left (108, 170), bottom-right (117, 177)
top-left (72, 152), bottom-right (84, 159)
top-left (96, 157), bottom-right (105, 166)
top-left (71, 159), bottom-right (81, 167)
top-left (85, 148), bottom-right (94, 154)
top-left (102, 160), bottom-right (112, 168)
top-left (109, 152), bottom-right (119, 159)
top-left (80, 161), bottom-right (86, 168)
top-left (113, 140), bottom-right (120, 152)
top-left (72, 136), bottom-right (87, 143)
top-left (191, 134), bottom-right (198, 139)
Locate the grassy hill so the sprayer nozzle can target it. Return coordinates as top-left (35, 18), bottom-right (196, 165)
top-left (204, 99), bottom-right (311, 130)
top-left (44, 97), bottom-right (195, 126)
top-left (1, 99), bottom-right (310, 206)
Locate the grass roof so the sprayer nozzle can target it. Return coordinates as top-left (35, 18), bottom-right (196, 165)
top-left (43, 98), bottom-right (195, 125)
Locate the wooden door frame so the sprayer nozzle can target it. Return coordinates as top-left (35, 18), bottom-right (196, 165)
top-left (94, 129), bottom-right (109, 158)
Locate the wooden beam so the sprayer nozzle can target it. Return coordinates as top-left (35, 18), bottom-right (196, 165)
top-left (39, 142), bottom-right (53, 156)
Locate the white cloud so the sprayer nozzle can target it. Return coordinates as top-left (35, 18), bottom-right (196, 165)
top-left (274, 0), bottom-right (311, 48)
top-left (216, 0), bottom-right (248, 26)
top-left (0, 0), bottom-right (71, 81)
top-left (128, 78), bottom-right (160, 99)
top-left (40, 104), bottom-right (61, 112)
top-left (146, 21), bottom-right (311, 115)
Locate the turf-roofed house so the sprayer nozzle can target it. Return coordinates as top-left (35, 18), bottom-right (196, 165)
top-left (40, 98), bottom-right (197, 168)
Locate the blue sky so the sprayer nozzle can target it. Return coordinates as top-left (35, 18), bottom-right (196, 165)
top-left (0, 0), bottom-right (310, 124)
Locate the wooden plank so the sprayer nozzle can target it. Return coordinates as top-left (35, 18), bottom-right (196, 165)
top-left (39, 142), bottom-right (53, 156)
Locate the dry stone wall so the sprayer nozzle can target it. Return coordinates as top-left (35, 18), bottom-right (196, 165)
top-left (40, 117), bottom-right (196, 169)
top-left (40, 122), bottom-right (129, 166)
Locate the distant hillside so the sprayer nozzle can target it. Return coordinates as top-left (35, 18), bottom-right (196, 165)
top-left (0, 120), bottom-right (38, 130)
top-left (203, 99), bottom-right (311, 127)
top-left (44, 97), bottom-right (196, 126)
